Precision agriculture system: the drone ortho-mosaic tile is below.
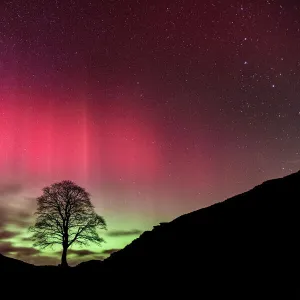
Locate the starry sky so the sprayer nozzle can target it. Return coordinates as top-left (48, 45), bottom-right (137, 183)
top-left (0, 0), bottom-right (300, 265)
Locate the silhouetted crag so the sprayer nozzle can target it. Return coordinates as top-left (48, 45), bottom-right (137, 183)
top-left (0, 253), bottom-right (35, 272)
top-left (100, 171), bottom-right (300, 294)
top-left (75, 259), bottom-right (103, 271)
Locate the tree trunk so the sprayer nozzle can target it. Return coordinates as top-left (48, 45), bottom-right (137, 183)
top-left (61, 246), bottom-right (68, 267)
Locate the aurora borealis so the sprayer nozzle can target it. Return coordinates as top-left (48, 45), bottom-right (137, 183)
top-left (1, 0), bottom-right (300, 265)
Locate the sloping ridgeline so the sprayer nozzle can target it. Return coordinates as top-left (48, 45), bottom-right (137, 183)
top-left (101, 170), bottom-right (300, 294)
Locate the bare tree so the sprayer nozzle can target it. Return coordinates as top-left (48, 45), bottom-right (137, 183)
top-left (30, 180), bottom-right (107, 267)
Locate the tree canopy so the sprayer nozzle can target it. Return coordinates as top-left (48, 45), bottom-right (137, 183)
top-left (30, 180), bottom-right (107, 267)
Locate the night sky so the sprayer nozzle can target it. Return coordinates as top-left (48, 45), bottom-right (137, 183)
top-left (0, 0), bottom-right (300, 265)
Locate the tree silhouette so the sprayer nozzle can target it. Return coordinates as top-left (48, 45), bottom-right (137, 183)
top-left (29, 180), bottom-right (107, 267)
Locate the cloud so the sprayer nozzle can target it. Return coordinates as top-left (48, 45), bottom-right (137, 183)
top-left (16, 210), bottom-right (33, 219)
top-left (0, 230), bottom-right (18, 239)
top-left (14, 247), bottom-right (40, 256)
top-left (23, 256), bottom-right (59, 266)
top-left (0, 242), bottom-right (16, 254)
top-left (102, 248), bottom-right (120, 255)
top-left (0, 203), bottom-right (33, 231)
top-left (0, 183), bottom-right (23, 197)
top-left (68, 249), bottom-right (98, 257)
top-left (0, 186), bottom-right (36, 229)
top-left (0, 242), bottom-right (40, 256)
top-left (12, 210), bottom-right (33, 228)
top-left (0, 206), bottom-right (7, 227)
top-left (21, 236), bottom-right (34, 242)
top-left (66, 249), bottom-right (106, 263)
top-left (106, 229), bottom-right (143, 237)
